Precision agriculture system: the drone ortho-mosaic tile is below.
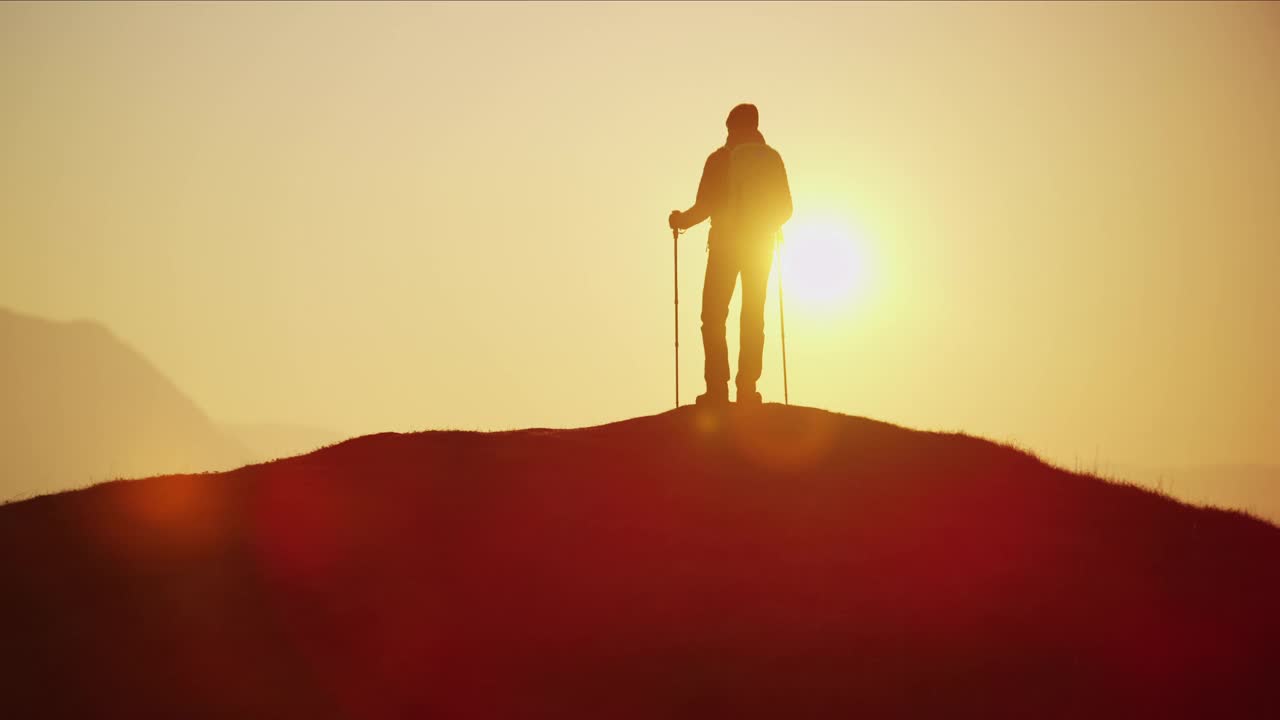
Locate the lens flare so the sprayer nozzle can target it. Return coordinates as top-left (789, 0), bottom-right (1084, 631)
top-left (778, 214), bottom-right (868, 312)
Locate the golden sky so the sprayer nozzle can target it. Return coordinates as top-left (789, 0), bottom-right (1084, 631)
top-left (2, 1), bottom-right (1277, 470)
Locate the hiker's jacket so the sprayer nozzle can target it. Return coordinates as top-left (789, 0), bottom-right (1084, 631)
top-left (682, 129), bottom-right (790, 245)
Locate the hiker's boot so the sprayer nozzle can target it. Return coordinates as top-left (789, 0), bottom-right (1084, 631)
top-left (736, 384), bottom-right (763, 406)
top-left (696, 383), bottom-right (730, 407)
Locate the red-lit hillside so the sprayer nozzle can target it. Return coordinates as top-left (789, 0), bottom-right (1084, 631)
top-left (1, 404), bottom-right (1277, 718)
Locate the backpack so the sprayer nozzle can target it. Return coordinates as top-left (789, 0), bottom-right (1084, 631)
top-left (726, 142), bottom-right (793, 238)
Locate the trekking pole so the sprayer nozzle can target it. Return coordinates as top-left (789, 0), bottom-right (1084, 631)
top-left (673, 226), bottom-right (680, 409)
top-left (775, 231), bottom-right (789, 405)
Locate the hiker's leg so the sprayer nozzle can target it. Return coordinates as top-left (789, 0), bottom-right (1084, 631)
top-left (736, 238), bottom-right (775, 393)
top-left (701, 240), bottom-right (737, 390)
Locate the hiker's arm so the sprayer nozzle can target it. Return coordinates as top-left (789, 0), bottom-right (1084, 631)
top-left (676, 204), bottom-right (710, 229)
top-left (670, 156), bottom-right (716, 230)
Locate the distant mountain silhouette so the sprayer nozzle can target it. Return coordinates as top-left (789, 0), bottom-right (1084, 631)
top-left (0, 308), bottom-right (249, 500)
top-left (1, 405), bottom-right (1276, 718)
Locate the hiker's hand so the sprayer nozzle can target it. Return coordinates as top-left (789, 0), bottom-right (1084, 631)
top-left (668, 210), bottom-right (683, 231)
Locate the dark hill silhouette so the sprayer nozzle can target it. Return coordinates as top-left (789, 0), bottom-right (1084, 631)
top-left (0, 308), bottom-right (249, 501)
top-left (1, 405), bottom-right (1277, 718)
top-left (1120, 463), bottom-right (1280, 528)
top-left (222, 421), bottom-right (342, 466)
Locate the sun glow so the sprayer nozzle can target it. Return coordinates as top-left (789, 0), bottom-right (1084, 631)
top-left (777, 214), bottom-right (869, 312)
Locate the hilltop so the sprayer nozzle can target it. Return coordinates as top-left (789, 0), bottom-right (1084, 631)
top-left (1, 404), bottom-right (1277, 718)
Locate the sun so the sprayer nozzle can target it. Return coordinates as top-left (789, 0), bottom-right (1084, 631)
top-left (777, 214), bottom-right (867, 312)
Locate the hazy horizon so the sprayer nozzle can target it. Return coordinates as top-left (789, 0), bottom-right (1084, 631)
top-left (3, 1), bottom-right (1277, 472)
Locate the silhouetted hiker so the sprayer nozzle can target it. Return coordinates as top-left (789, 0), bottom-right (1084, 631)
top-left (669, 103), bottom-right (792, 406)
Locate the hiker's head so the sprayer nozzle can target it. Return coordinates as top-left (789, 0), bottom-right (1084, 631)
top-left (726, 103), bottom-right (759, 132)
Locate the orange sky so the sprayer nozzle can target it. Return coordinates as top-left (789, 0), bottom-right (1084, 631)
top-left (2, 1), bottom-right (1277, 470)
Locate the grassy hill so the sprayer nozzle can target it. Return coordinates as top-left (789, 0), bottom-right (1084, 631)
top-left (1120, 463), bottom-right (1280, 528)
top-left (1, 404), bottom-right (1277, 718)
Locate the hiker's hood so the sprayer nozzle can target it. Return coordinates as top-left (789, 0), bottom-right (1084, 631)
top-left (725, 128), bottom-right (766, 148)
